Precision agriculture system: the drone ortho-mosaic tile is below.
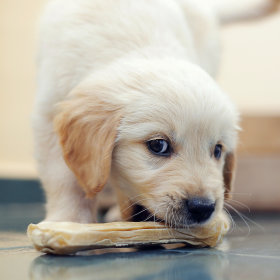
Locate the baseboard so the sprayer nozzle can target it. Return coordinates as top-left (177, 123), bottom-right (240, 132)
top-left (0, 179), bottom-right (45, 203)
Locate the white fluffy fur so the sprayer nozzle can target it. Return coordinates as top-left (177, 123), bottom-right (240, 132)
top-left (33, 0), bottom-right (277, 224)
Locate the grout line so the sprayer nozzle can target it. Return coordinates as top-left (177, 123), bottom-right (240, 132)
top-left (229, 252), bottom-right (280, 260)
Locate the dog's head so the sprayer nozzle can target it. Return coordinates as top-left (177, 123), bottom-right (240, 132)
top-left (55, 59), bottom-right (239, 227)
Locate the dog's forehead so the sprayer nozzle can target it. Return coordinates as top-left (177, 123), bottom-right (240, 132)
top-left (119, 88), bottom-right (237, 149)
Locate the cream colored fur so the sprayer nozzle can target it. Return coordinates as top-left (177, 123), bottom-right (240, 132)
top-left (33, 0), bottom-right (277, 225)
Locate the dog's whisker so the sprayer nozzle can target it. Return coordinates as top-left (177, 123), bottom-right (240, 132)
top-left (152, 204), bottom-right (164, 224)
top-left (164, 205), bottom-right (173, 237)
top-left (169, 207), bottom-right (174, 238)
top-left (173, 208), bottom-right (178, 230)
top-left (226, 198), bottom-right (251, 212)
top-left (180, 212), bottom-right (187, 230)
top-left (225, 192), bottom-right (252, 196)
top-left (224, 202), bottom-right (251, 235)
top-left (234, 211), bottom-right (265, 231)
top-left (151, 205), bottom-right (157, 224)
top-left (224, 207), bottom-right (236, 229)
top-left (184, 211), bottom-right (191, 232)
top-left (223, 207), bottom-right (236, 233)
top-left (229, 204), bottom-right (265, 233)
top-left (143, 204), bottom-right (161, 223)
top-left (143, 212), bottom-right (155, 222)
top-left (170, 207), bottom-right (176, 238)
top-left (120, 197), bottom-right (150, 213)
top-left (129, 207), bottom-right (149, 219)
top-left (169, 207), bottom-right (173, 228)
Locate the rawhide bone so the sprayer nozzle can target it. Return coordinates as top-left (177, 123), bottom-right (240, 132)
top-left (27, 212), bottom-right (229, 255)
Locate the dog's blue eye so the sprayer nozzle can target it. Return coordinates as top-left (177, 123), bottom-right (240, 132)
top-left (147, 139), bottom-right (171, 156)
top-left (214, 144), bottom-right (223, 159)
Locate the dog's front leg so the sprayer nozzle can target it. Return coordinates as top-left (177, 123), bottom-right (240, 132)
top-left (33, 116), bottom-right (97, 223)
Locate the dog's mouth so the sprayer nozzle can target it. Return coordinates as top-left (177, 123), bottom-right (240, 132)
top-left (130, 202), bottom-right (216, 227)
top-left (130, 204), bottom-right (164, 224)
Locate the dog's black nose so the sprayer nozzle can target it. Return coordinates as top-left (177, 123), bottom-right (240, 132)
top-left (186, 197), bottom-right (215, 223)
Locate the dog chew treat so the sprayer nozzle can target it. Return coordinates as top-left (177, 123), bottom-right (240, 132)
top-left (27, 212), bottom-right (229, 255)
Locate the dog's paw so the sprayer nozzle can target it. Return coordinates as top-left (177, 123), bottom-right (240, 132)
top-left (104, 205), bottom-right (121, 222)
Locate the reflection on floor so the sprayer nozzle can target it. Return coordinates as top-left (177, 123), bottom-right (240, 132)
top-left (0, 203), bottom-right (279, 280)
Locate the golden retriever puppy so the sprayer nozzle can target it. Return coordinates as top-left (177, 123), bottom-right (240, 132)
top-left (33, 0), bottom-right (278, 226)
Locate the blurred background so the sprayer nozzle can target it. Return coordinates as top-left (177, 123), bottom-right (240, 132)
top-left (0, 0), bottom-right (280, 213)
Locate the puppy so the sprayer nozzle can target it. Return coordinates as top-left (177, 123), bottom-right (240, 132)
top-left (33, 0), bottom-right (278, 226)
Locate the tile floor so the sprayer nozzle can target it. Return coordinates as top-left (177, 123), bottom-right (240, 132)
top-left (0, 203), bottom-right (279, 280)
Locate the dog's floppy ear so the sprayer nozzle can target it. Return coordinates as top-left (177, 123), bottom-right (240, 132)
top-left (223, 152), bottom-right (235, 200)
top-left (54, 87), bottom-right (122, 198)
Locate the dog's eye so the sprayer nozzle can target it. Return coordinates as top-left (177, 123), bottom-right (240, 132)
top-left (213, 144), bottom-right (223, 159)
top-left (147, 139), bottom-right (171, 156)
